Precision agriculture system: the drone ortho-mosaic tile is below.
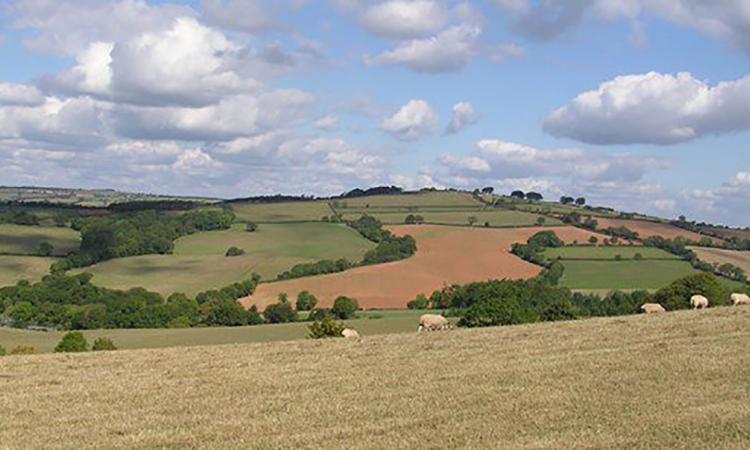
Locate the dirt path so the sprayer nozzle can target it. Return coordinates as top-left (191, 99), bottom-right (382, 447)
top-left (241, 225), bottom-right (600, 310)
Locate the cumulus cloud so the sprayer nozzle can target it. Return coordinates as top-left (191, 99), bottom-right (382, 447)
top-left (201, 0), bottom-right (276, 34)
top-left (314, 116), bottom-right (339, 131)
top-left (360, 0), bottom-right (448, 39)
top-left (0, 82), bottom-right (45, 106)
top-left (544, 71), bottom-right (750, 145)
top-left (367, 25), bottom-right (480, 72)
top-left (381, 99), bottom-right (438, 141)
top-left (445, 102), bottom-right (479, 134)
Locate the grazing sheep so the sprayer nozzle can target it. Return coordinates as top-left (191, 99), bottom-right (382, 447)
top-left (640, 303), bottom-right (666, 314)
top-left (418, 314), bottom-right (451, 332)
top-left (341, 328), bottom-right (360, 339)
top-left (690, 295), bottom-right (709, 310)
top-left (731, 293), bottom-right (750, 306)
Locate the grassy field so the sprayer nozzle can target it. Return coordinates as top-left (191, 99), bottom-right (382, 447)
top-left (335, 191), bottom-right (481, 208)
top-left (230, 201), bottom-right (333, 222)
top-left (0, 255), bottom-right (57, 286)
top-left (0, 224), bottom-right (80, 255)
top-left (556, 259), bottom-right (697, 290)
top-left (1, 307), bottom-right (748, 448)
top-left (76, 223), bottom-right (374, 297)
top-left (0, 310), bottom-right (435, 354)
top-left (340, 209), bottom-right (562, 227)
top-left (544, 245), bottom-right (679, 260)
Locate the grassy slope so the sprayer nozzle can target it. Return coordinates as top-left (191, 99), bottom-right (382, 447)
top-left (341, 209), bottom-right (563, 227)
top-left (1, 307), bottom-right (748, 448)
top-left (0, 256), bottom-right (58, 286)
top-left (0, 310), bottom-right (431, 353)
top-left (558, 259), bottom-right (697, 290)
top-left (76, 223), bottom-right (374, 297)
top-left (544, 246), bottom-right (679, 260)
top-left (0, 224), bottom-right (80, 255)
top-left (230, 201), bottom-right (332, 222)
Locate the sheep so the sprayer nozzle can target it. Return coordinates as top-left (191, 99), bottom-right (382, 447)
top-left (690, 295), bottom-right (709, 310)
top-left (341, 328), bottom-right (360, 339)
top-left (418, 314), bottom-right (451, 332)
top-left (640, 303), bottom-right (666, 314)
top-left (730, 293), bottom-right (750, 306)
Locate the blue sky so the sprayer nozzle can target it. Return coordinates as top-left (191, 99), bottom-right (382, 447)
top-left (1, 1), bottom-right (750, 225)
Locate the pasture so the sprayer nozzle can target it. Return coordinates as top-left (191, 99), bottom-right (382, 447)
top-left (0, 224), bottom-right (80, 256)
top-left (543, 246), bottom-right (678, 260)
top-left (1, 307), bottom-right (748, 448)
top-left (230, 200), bottom-right (333, 222)
top-left (555, 259), bottom-right (697, 290)
top-left (77, 223), bottom-right (374, 297)
top-left (0, 310), bottom-right (433, 353)
top-left (0, 256), bottom-right (57, 287)
top-left (340, 209), bottom-right (562, 227)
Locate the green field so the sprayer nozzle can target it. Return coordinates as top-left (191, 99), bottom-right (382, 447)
top-left (0, 224), bottom-right (80, 255)
top-left (341, 209), bottom-right (562, 227)
top-left (0, 256), bottom-right (57, 287)
top-left (0, 310), bottom-right (435, 353)
top-left (76, 223), bottom-right (375, 297)
top-left (334, 191), bottom-right (481, 208)
top-left (543, 246), bottom-right (679, 260)
top-left (556, 259), bottom-right (697, 290)
top-left (229, 201), bottom-right (332, 222)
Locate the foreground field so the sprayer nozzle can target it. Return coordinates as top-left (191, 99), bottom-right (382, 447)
top-left (0, 255), bottom-right (57, 286)
top-left (244, 225), bottom-right (602, 310)
top-left (1, 307), bottom-right (748, 448)
top-left (78, 223), bottom-right (374, 297)
top-left (0, 224), bottom-right (80, 255)
top-left (0, 310), bottom-right (430, 353)
top-left (691, 246), bottom-right (750, 274)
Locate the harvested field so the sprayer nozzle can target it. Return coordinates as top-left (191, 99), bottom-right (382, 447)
top-left (1, 307), bottom-right (748, 448)
top-left (242, 225), bottom-right (602, 310)
top-left (596, 218), bottom-right (720, 243)
top-left (0, 224), bottom-right (80, 256)
top-left (0, 256), bottom-right (57, 286)
top-left (690, 246), bottom-right (750, 274)
top-left (340, 209), bottom-right (562, 227)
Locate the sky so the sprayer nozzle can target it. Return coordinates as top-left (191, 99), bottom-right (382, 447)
top-left (0, 1), bottom-right (750, 225)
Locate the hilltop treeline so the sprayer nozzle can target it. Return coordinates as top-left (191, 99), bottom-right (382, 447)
top-left (0, 273), bottom-right (259, 330)
top-left (52, 209), bottom-right (235, 272)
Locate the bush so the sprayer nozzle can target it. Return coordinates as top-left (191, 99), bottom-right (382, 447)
top-left (225, 246), bottom-right (245, 257)
top-left (614, 254), bottom-right (622, 261)
top-left (407, 294), bottom-right (430, 309)
top-left (651, 272), bottom-right (729, 311)
top-left (92, 337), bottom-right (117, 351)
top-left (264, 295), bottom-right (297, 323)
top-left (309, 308), bottom-right (332, 321)
top-left (36, 242), bottom-right (55, 256)
top-left (245, 222), bottom-right (258, 232)
top-left (308, 315), bottom-right (346, 339)
top-left (459, 297), bottom-right (527, 328)
top-left (54, 331), bottom-right (89, 353)
top-left (332, 296), bottom-right (359, 319)
top-left (296, 291), bottom-right (318, 311)
top-left (9, 345), bottom-right (35, 355)
top-left (0, 345), bottom-right (6, 356)
top-left (634, 252), bottom-right (643, 260)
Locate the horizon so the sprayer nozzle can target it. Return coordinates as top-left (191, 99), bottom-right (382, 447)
top-left (1, 1), bottom-right (750, 226)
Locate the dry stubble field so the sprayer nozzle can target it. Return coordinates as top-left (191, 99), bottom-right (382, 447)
top-left (1, 307), bottom-right (748, 448)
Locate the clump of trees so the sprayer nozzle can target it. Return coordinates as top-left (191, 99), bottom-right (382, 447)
top-left (332, 296), bottom-right (359, 319)
top-left (263, 294), bottom-right (297, 323)
top-left (278, 259), bottom-right (354, 280)
top-left (0, 210), bottom-right (40, 225)
top-left (511, 231), bottom-right (564, 265)
top-left (295, 291), bottom-right (318, 311)
top-left (404, 214), bottom-right (425, 224)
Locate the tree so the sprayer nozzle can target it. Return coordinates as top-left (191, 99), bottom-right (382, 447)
top-left (526, 192), bottom-right (543, 201)
top-left (588, 236), bottom-right (598, 245)
top-left (405, 214), bottom-right (425, 225)
top-left (308, 315), bottom-right (346, 339)
top-left (575, 197), bottom-right (586, 206)
top-left (467, 216), bottom-right (478, 226)
top-left (407, 294), bottom-right (430, 309)
top-left (54, 332), bottom-right (89, 353)
top-left (225, 246), bottom-right (245, 257)
top-left (510, 190), bottom-right (525, 199)
top-left (296, 291), bottom-right (318, 311)
top-left (560, 196), bottom-right (575, 205)
top-left (332, 296), bottom-right (359, 319)
top-left (92, 337), bottom-right (117, 351)
top-left (264, 295), bottom-right (297, 323)
top-left (481, 186), bottom-right (494, 195)
top-left (536, 217), bottom-right (546, 226)
top-left (36, 242), bottom-right (54, 257)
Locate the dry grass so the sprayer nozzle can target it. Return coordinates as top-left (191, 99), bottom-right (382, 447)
top-left (2, 307), bottom-right (748, 448)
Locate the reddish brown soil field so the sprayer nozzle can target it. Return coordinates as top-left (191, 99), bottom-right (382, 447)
top-left (596, 218), bottom-right (721, 243)
top-left (241, 225), bottom-right (601, 310)
top-left (689, 247), bottom-right (750, 274)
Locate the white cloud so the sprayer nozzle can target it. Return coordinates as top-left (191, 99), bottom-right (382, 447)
top-left (361, 0), bottom-right (448, 39)
top-left (489, 43), bottom-right (526, 63)
top-left (445, 101), bottom-right (479, 134)
top-left (314, 116), bottom-right (339, 131)
top-left (0, 82), bottom-right (45, 106)
top-left (381, 99), bottom-right (438, 141)
top-left (544, 71), bottom-right (750, 145)
top-left (368, 25), bottom-right (480, 72)
top-left (172, 148), bottom-right (224, 176)
top-left (201, 0), bottom-right (276, 34)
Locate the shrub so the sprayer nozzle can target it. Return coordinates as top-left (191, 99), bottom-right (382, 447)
top-left (225, 246), bottom-right (245, 257)
top-left (540, 300), bottom-right (577, 322)
top-left (9, 346), bottom-right (35, 355)
top-left (0, 345), bottom-right (6, 356)
top-left (407, 294), bottom-right (430, 309)
top-left (589, 236), bottom-right (598, 245)
top-left (264, 295), bottom-right (297, 323)
top-left (92, 337), bottom-right (117, 351)
top-left (36, 242), bottom-right (55, 256)
top-left (651, 272), bottom-right (729, 311)
top-left (54, 331), bottom-right (89, 353)
top-left (308, 315), bottom-right (346, 339)
top-left (309, 308), bottom-right (332, 321)
top-left (245, 222), bottom-right (258, 232)
top-left (634, 252), bottom-right (643, 260)
top-left (246, 305), bottom-right (265, 325)
top-left (459, 297), bottom-right (527, 328)
top-left (614, 254), bottom-right (622, 261)
top-left (332, 296), bottom-right (359, 319)
top-left (296, 291), bottom-right (318, 311)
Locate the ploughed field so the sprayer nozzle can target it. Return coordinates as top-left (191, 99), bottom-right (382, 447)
top-left (1, 307), bottom-right (748, 448)
top-left (690, 246), bottom-right (750, 274)
top-left (243, 225), bottom-right (602, 310)
top-left (76, 223), bottom-right (375, 297)
top-left (596, 218), bottom-right (721, 243)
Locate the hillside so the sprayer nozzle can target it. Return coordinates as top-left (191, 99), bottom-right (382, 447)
top-left (1, 307), bottom-right (748, 448)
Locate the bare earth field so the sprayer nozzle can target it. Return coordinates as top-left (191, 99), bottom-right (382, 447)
top-left (1, 307), bottom-right (748, 448)
top-left (596, 218), bottom-right (721, 243)
top-left (690, 246), bottom-right (750, 274)
top-left (243, 225), bottom-right (602, 310)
